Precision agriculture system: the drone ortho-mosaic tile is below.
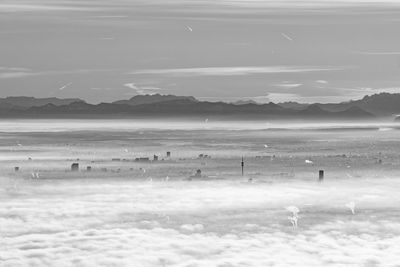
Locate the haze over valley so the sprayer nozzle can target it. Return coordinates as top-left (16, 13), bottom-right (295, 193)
top-left (2, 1), bottom-right (400, 266)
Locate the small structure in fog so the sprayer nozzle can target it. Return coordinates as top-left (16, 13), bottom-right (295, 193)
top-left (319, 170), bottom-right (324, 181)
top-left (305, 159), bottom-right (313, 165)
top-left (135, 157), bottom-right (150, 162)
top-left (198, 154), bottom-right (211, 159)
top-left (112, 158), bottom-right (121, 162)
top-left (166, 151), bottom-right (171, 158)
top-left (241, 157), bottom-right (244, 176)
top-left (189, 169), bottom-right (202, 179)
top-left (87, 166), bottom-right (92, 172)
top-left (71, 163), bottom-right (79, 172)
top-left (153, 155), bottom-right (159, 161)
top-left (194, 169), bottom-right (202, 178)
top-left (14, 167), bottom-right (20, 172)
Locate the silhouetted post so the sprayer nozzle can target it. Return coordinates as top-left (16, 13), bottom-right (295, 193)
top-left (71, 163), bottom-right (79, 172)
top-left (319, 170), bottom-right (324, 181)
top-left (241, 156), bottom-right (244, 176)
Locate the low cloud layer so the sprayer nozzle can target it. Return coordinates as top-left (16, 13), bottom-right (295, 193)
top-left (1, 177), bottom-right (400, 266)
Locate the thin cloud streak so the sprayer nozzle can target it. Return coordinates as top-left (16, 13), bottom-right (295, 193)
top-left (124, 83), bottom-right (163, 95)
top-left (131, 66), bottom-right (348, 77)
top-left (0, 4), bottom-right (93, 12)
top-left (0, 68), bottom-right (119, 80)
top-left (272, 83), bottom-right (302, 89)
top-left (353, 51), bottom-right (400, 55)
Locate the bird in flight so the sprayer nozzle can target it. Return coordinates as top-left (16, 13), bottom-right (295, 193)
top-left (281, 33), bottom-right (293, 41)
top-left (58, 82), bottom-right (73, 91)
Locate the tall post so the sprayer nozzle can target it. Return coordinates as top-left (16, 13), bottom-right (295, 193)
top-left (241, 156), bottom-right (244, 176)
top-left (319, 170), bottom-right (324, 182)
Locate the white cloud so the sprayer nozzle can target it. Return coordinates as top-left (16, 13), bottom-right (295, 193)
top-left (131, 66), bottom-right (346, 77)
top-left (353, 51), bottom-right (400, 55)
top-left (0, 1), bottom-right (94, 12)
top-left (315, 80), bottom-right (328, 84)
top-left (2, 176), bottom-right (400, 266)
top-left (272, 83), bottom-right (303, 89)
top-left (0, 68), bottom-right (117, 80)
top-left (90, 87), bottom-right (114, 91)
top-left (0, 72), bottom-right (34, 79)
top-left (220, 0), bottom-right (400, 9)
top-left (123, 83), bottom-right (163, 95)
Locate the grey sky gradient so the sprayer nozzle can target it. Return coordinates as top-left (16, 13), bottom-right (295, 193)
top-left (1, 0), bottom-right (400, 103)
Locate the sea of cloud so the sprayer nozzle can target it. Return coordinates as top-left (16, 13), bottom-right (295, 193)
top-left (1, 177), bottom-right (400, 267)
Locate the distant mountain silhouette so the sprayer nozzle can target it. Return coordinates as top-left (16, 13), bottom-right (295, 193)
top-left (296, 104), bottom-right (372, 118)
top-left (279, 93), bottom-right (400, 116)
top-left (232, 100), bottom-right (260, 105)
top-left (0, 96), bottom-right (84, 109)
top-left (345, 93), bottom-right (400, 115)
top-left (278, 101), bottom-right (309, 110)
top-left (113, 94), bottom-right (197, 106)
top-left (0, 93), bottom-right (382, 119)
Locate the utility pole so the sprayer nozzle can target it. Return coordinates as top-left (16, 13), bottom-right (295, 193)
top-left (241, 156), bottom-right (244, 176)
top-left (319, 170), bottom-right (324, 182)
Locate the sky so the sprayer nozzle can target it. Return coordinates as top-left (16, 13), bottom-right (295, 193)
top-left (1, 0), bottom-right (400, 103)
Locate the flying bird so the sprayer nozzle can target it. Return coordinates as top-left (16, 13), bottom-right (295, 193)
top-left (305, 159), bottom-right (314, 164)
top-left (281, 33), bottom-right (293, 41)
top-left (186, 26), bottom-right (193, 32)
top-left (264, 144), bottom-right (269, 148)
top-left (58, 82), bottom-right (73, 91)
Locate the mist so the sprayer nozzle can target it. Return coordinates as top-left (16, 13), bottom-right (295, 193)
top-left (1, 119), bottom-right (400, 266)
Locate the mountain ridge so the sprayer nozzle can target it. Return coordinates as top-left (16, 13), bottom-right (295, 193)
top-left (278, 93), bottom-right (400, 116)
top-left (0, 96), bottom-right (84, 109)
top-left (1, 93), bottom-right (397, 119)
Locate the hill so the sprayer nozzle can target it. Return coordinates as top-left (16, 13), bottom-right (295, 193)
top-left (278, 93), bottom-right (400, 116)
top-left (0, 93), bottom-right (377, 119)
top-left (0, 96), bottom-right (84, 109)
top-left (113, 94), bottom-right (197, 106)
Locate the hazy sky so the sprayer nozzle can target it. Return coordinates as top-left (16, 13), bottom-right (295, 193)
top-left (1, 0), bottom-right (400, 103)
